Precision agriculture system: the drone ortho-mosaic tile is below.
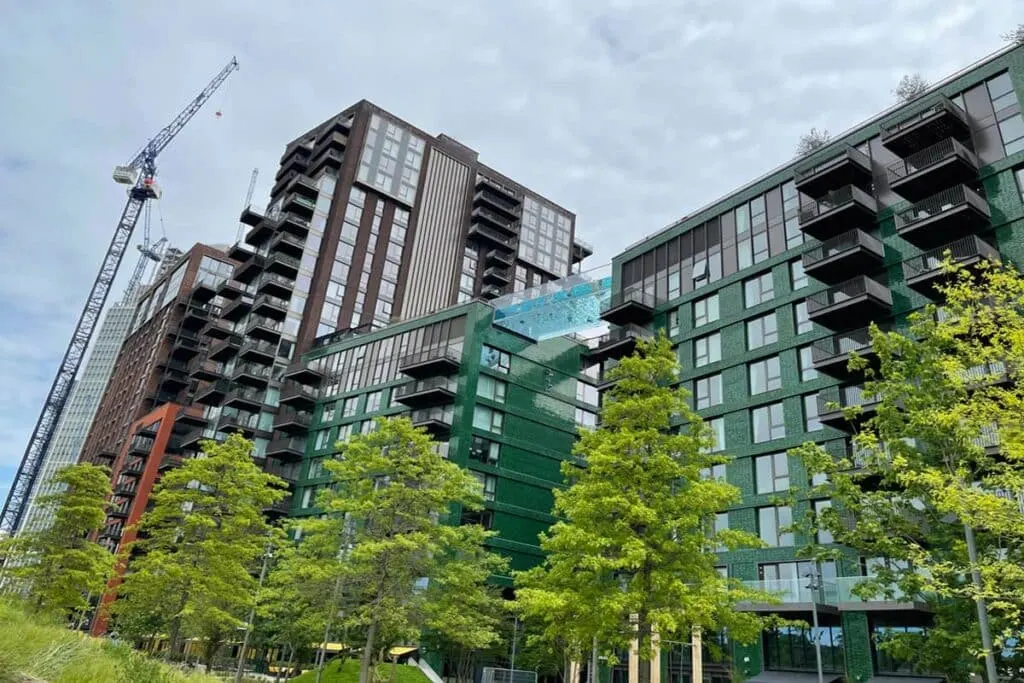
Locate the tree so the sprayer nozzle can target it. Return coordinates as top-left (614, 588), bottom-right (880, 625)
top-left (796, 127), bottom-right (830, 156)
top-left (793, 258), bottom-right (1024, 678)
top-left (1002, 24), bottom-right (1024, 44)
top-left (893, 73), bottom-right (929, 102)
top-left (515, 336), bottom-right (770, 683)
top-left (0, 463), bottom-right (115, 620)
top-left (111, 433), bottom-right (286, 667)
top-left (319, 416), bottom-right (508, 683)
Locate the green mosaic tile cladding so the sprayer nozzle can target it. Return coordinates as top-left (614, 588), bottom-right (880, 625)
top-left (291, 301), bottom-right (595, 582)
top-left (609, 43), bottom-right (1024, 681)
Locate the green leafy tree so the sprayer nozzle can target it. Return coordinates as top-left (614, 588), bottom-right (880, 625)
top-left (515, 336), bottom-right (770, 683)
top-left (111, 433), bottom-right (286, 666)
top-left (318, 416), bottom-right (507, 683)
top-left (793, 258), bottom-right (1024, 678)
top-left (0, 463), bottom-right (115, 619)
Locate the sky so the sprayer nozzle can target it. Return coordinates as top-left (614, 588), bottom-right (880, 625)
top-left (0, 0), bottom-right (1019, 503)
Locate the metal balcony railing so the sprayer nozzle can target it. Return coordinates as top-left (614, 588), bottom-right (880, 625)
top-left (240, 339), bottom-right (278, 357)
top-left (257, 272), bottom-right (295, 290)
top-left (266, 252), bottom-right (300, 270)
top-left (476, 175), bottom-right (518, 200)
top-left (399, 346), bottom-right (463, 369)
top-left (472, 206), bottom-right (516, 230)
top-left (803, 229), bottom-right (883, 267)
top-left (973, 423), bottom-right (1000, 449)
top-left (740, 578), bottom-right (839, 605)
top-left (268, 436), bottom-right (307, 455)
top-left (894, 185), bottom-right (989, 228)
top-left (394, 376), bottom-right (459, 400)
top-left (274, 407), bottom-right (312, 428)
top-left (233, 363), bottom-right (272, 379)
top-left (811, 326), bottom-right (875, 363)
top-left (254, 294), bottom-right (289, 310)
top-left (886, 137), bottom-right (978, 182)
top-left (218, 412), bottom-right (261, 432)
top-left (807, 276), bottom-right (891, 314)
top-left (818, 384), bottom-right (878, 415)
top-left (468, 223), bottom-right (515, 247)
top-left (246, 316), bottom-right (283, 333)
top-left (880, 96), bottom-right (966, 139)
top-left (224, 387), bottom-right (265, 405)
top-left (591, 323), bottom-right (653, 349)
top-left (281, 380), bottom-right (318, 403)
top-left (793, 143), bottom-right (872, 182)
top-left (834, 577), bottom-right (920, 604)
top-left (263, 459), bottom-right (301, 482)
top-left (410, 406), bottom-right (454, 427)
top-left (606, 287), bottom-right (657, 310)
top-left (798, 185), bottom-right (877, 224)
top-left (902, 236), bottom-right (998, 279)
top-left (270, 232), bottom-right (305, 252)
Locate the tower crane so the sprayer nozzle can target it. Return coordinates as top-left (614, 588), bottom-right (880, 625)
top-left (0, 58), bottom-right (239, 534)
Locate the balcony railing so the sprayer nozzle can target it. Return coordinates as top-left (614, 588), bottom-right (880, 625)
top-left (798, 185), bottom-right (877, 225)
top-left (740, 578), bottom-right (838, 605)
top-left (280, 380), bottom-right (318, 404)
top-left (394, 376), bottom-right (459, 401)
top-left (239, 339), bottom-right (278, 359)
top-left (793, 143), bottom-right (872, 183)
top-left (472, 206), bottom-right (517, 231)
top-left (476, 175), bottom-right (519, 201)
top-left (399, 346), bottom-right (463, 371)
top-left (886, 137), bottom-right (978, 183)
top-left (803, 229), bottom-right (883, 268)
top-left (807, 276), bottom-right (892, 315)
top-left (410, 406), bottom-right (454, 428)
top-left (467, 223), bottom-right (515, 248)
top-left (218, 412), bottom-right (261, 433)
top-left (273, 407), bottom-right (312, 431)
top-left (902, 235), bottom-right (998, 280)
top-left (811, 326), bottom-right (875, 364)
top-left (894, 185), bottom-right (990, 235)
top-left (881, 96), bottom-right (967, 140)
top-left (818, 384), bottom-right (879, 417)
top-left (256, 272), bottom-right (295, 292)
top-left (233, 363), bottom-right (272, 380)
top-left (834, 577), bottom-right (922, 605)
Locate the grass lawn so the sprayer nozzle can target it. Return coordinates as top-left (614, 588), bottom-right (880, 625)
top-left (0, 600), bottom-right (220, 683)
top-left (291, 659), bottom-right (430, 683)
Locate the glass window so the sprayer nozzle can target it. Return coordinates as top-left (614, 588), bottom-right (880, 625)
top-left (342, 397), bottom-right (359, 417)
top-left (668, 310), bottom-right (680, 337)
top-left (764, 625), bottom-right (844, 673)
top-left (693, 294), bottom-right (720, 327)
top-left (747, 313), bottom-right (778, 350)
top-left (700, 463), bottom-right (727, 481)
top-left (694, 332), bottom-right (721, 367)
top-left (794, 300), bottom-right (812, 334)
top-left (748, 356), bottom-right (782, 395)
top-left (473, 471), bottom-right (497, 502)
top-left (814, 499), bottom-right (834, 544)
top-left (987, 71), bottom-right (1017, 112)
top-left (757, 505), bottom-right (794, 547)
top-left (314, 429), bottom-right (333, 450)
top-left (706, 417), bottom-right (725, 452)
top-left (575, 408), bottom-right (598, 430)
top-left (752, 402), bottom-right (786, 443)
top-left (998, 113), bottom-right (1024, 156)
top-left (799, 346), bottom-right (818, 381)
top-left (576, 380), bottom-right (599, 406)
top-left (804, 393), bottom-right (822, 432)
top-left (365, 391), bottom-right (383, 413)
top-left (1016, 167), bottom-right (1024, 203)
top-left (743, 272), bottom-right (774, 308)
top-left (695, 373), bottom-right (723, 409)
top-left (790, 259), bottom-right (808, 290)
top-left (481, 346), bottom-right (511, 373)
top-left (321, 402), bottom-right (336, 422)
top-left (469, 436), bottom-right (500, 465)
top-left (473, 406), bottom-right (504, 434)
top-left (755, 452), bottom-right (790, 493)
top-left (477, 375), bottom-right (507, 403)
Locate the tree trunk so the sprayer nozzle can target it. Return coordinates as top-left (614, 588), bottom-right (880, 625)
top-left (636, 614), bottom-right (651, 683)
top-left (390, 655), bottom-right (398, 683)
top-left (203, 633), bottom-right (221, 671)
top-left (165, 590), bottom-right (190, 660)
top-left (359, 619), bottom-right (379, 683)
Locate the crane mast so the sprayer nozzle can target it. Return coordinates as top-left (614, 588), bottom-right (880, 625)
top-left (0, 58), bottom-right (239, 534)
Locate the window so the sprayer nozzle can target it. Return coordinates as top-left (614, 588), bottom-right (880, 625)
top-left (477, 376), bottom-right (507, 403)
top-left (470, 436), bottom-right (500, 465)
top-left (693, 294), bottom-right (719, 327)
top-left (575, 408), bottom-right (598, 430)
top-left (700, 463), bottom-right (727, 480)
top-left (814, 499), bottom-right (834, 544)
top-left (473, 472), bottom-right (497, 502)
top-left (321, 402), bottom-right (336, 422)
top-left (748, 356), bottom-right (782, 394)
top-left (752, 402), bottom-right (785, 443)
top-left (799, 346), bottom-right (818, 381)
top-left (365, 391), bottom-right (383, 413)
top-left (755, 452), bottom-right (790, 493)
top-left (744, 272), bottom-right (774, 308)
top-left (668, 310), bottom-right (680, 337)
top-left (804, 393), bottom-right (822, 432)
top-left (695, 373), bottom-right (723, 409)
top-left (341, 397), bottom-right (359, 417)
top-left (987, 71), bottom-right (1017, 113)
top-left (794, 300), bottom-right (812, 334)
top-left (757, 505), bottom-right (794, 547)
top-left (460, 509), bottom-right (494, 529)
top-left (998, 113), bottom-right (1024, 156)
top-left (1016, 167), bottom-right (1024, 203)
top-left (481, 346), bottom-right (510, 373)
top-left (576, 380), bottom-right (599, 406)
top-left (790, 259), bottom-right (808, 290)
top-left (473, 406), bottom-right (504, 434)
top-left (706, 417), bottom-right (725, 452)
top-left (694, 332), bottom-right (721, 367)
top-left (764, 626), bottom-right (845, 673)
top-left (711, 512), bottom-right (729, 550)
top-left (314, 429), bottom-right (332, 451)
top-left (746, 312), bottom-right (778, 350)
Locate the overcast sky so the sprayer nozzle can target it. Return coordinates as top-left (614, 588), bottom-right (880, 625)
top-left (0, 0), bottom-right (1018, 502)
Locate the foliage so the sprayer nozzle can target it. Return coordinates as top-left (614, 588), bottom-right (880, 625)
top-left (1002, 24), bottom-right (1024, 44)
top-left (795, 127), bottom-right (830, 156)
top-left (893, 72), bottom-right (929, 102)
top-left (0, 598), bottom-right (219, 682)
top-left (291, 658), bottom-right (430, 683)
top-left (318, 417), bottom-right (508, 683)
top-left (111, 433), bottom-right (286, 665)
top-left (515, 336), bottom-right (770, 683)
top-left (0, 463), bottom-right (116, 619)
top-left (793, 258), bottom-right (1024, 677)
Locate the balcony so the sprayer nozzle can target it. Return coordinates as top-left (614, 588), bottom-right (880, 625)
top-left (113, 482), bottom-right (137, 498)
top-left (283, 361), bottom-right (322, 385)
top-left (881, 95), bottom-right (971, 157)
top-left (473, 187), bottom-right (520, 221)
top-left (240, 205), bottom-right (264, 227)
top-left (273, 407), bottom-right (312, 434)
top-left (266, 436), bottom-right (306, 461)
top-left (277, 147), bottom-right (310, 180)
top-left (127, 436), bottom-right (154, 457)
top-left (818, 384), bottom-right (880, 432)
top-left (232, 362), bottom-right (272, 387)
top-left (181, 302), bottom-right (216, 330)
top-left (475, 174), bottom-right (518, 201)
top-left (256, 272), bottom-right (294, 298)
top-left (169, 330), bottom-right (202, 360)
top-left (283, 192), bottom-right (316, 219)
top-left (159, 365), bottom-right (190, 391)
top-left (482, 266), bottom-right (511, 285)
top-left (190, 277), bottom-right (220, 303)
top-left (573, 239), bottom-right (594, 264)
top-left (484, 249), bottom-right (514, 268)
top-left (471, 206), bottom-right (518, 236)
top-left (410, 406), bottom-right (454, 437)
top-left (244, 214), bottom-right (276, 245)
top-left (802, 228), bottom-right (885, 285)
top-left (903, 235), bottom-right (999, 298)
top-left (228, 241), bottom-right (255, 263)
top-left (793, 143), bottom-right (873, 199)
top-left (158, 454), bottom-right (182, 471)
top-left (245, 315), bottom-right (283, 343)
top-left (798, 185), bottom-right (878, 241)
top-left (265, 251), bottom-right (300, 278)
top-left (174, 406), bottom-right (208, 429)
top-left (308, 148), bottom-right (344, 179)
top-left (600, 288), bottom-right (657, 326)
top-left (736, 578), bottom-right (839, 615)
top-left (146, 388), bottom-right (181, 406)
top-left (263, 459), bottom-right (301, 486)
top-left (467, 223), bottom-right (516, 251)
top-left (93, 449), bottom-right (116, 465)
top-left (223, 386), bottom-right (264, 412)
top-left (202, 317), bottom-right (234, 340)
top-left (217, 278), bottom-right (247, 300)
top-left (108, 506), bottom-right (130, 520)
top-left (807, 275), bottom-right (892, 330)
top-left (279, 380), bottom-right (318, 408)
top-left (587, 324), bottom-right (653, 364)
top-left (893, 185), bottom-right (991, 249)
top-left (480, 284), bottom-right (503, 300)
top-left (286, 174), bottom-right (319, 200)
top-left (393, 377), bottom-right (458, 408)
top-left (234, 253), bottom-right (266, 283)
top-left (886, 137), bottom-right (980, 202)
top-left (269, 231), bottom-right (305, 259)
top-left (217, 412), bottom-right (261, 437)
top-left (120, 458), bottom-right (145, 477)
top-left (179, 427), bottom-right (212, 450)
top-left (239, 339), bottom-right (278, 364)
top-left (221, 294), bottom-right (254, 321)
top-left (835, 576), bottom-right (932, 613)
top-left (194, 379), bottom-right (230, 406)
top-left (399, 346), bottom-right (463, 379)
top-left (264, 494), bottom-right (294, 518)
top-left (811, 326), bottom-right (879, 379)
top-left (208, 334), bottom-right (242, 361)
top-left (189, 355), bottom-right (224, 382)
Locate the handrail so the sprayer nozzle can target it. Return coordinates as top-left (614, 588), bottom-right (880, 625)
top-left (468, 223), bottom-right (515, 247)
top-left (803, 229), bottom-right (883, 266)
top-left (894, 184), bottom-right (989, 227)
top-left (793, 143), bottom-right (871, 181)
top-left (395, 376), bottom-right (458, 398)
top-left (880, 95), bottom-right (966, 138)
top-left (799, 185), bottom-right (877, 223)
top-left (399, 346), bottom-right (463, 368)
top-left (807, 276), bottom-right (891, 312)
top-left (811, 326), bottom-right (876, 362)
top-left (592, 323), bottom-right (653, 348)
top-left (886, 137), bottom-right (978, 182)
top-left (606, 286), bottom-right (657, 310)
top-left (903, 236), bottom-right (997, 277)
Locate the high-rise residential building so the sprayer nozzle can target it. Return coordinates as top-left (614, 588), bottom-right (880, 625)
top-left (595, 42), bottom-right (1024, 681)
top-left (17, 299), bottom-right (137, 535)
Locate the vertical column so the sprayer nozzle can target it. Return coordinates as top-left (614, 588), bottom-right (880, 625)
top-left (840, 611), bottom-right (872, 682)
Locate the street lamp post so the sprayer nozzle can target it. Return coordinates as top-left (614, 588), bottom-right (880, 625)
top-left (234, 543), bottom-right (274, 683)
top-left (804, 570), bottom-right (824, 683)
